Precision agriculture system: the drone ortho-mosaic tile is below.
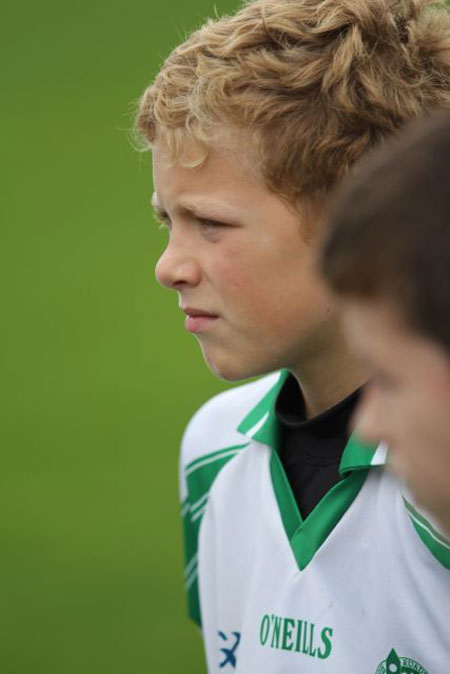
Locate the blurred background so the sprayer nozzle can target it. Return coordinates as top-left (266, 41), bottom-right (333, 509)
top-left (2, 1), bottom-right (238, 671)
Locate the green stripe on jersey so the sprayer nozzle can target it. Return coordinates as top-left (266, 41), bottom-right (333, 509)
top-left (185, 444), bottom-right (248, 476)
top-left (403, 498), bottom-right (450, 569)
top-left (182, 442), bottom-right (250, 625)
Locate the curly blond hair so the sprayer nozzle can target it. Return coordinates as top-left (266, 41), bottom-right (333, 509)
top-left (136, 0), bottom-right (450, 206)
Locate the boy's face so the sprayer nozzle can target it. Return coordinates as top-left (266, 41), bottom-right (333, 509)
top-left (343, 298), bottom-right (450, 533)
top-left (152, 138), bottom-right (333, 381)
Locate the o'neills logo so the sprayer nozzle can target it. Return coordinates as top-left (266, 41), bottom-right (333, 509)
top-left (375, 649), bottom-right (428, 674)
top-left (259, 613), bottom-right (333, 659)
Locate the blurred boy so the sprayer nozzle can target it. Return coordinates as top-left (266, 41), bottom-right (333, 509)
top-left (321, 110), bottom-right (450, 538)
top-left (136, 0), bottom-right (450, 671)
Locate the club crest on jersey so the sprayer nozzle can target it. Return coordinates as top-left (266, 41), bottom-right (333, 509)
top-left (218, 630), bottom-right (241, 669)
top-left (375, 648), bottom-right (428, 674)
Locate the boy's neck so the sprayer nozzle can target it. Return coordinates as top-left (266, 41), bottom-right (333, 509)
top-left (290, 332), bottom-right (371, 420)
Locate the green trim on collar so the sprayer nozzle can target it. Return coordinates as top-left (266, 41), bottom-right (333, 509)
top-left (237, 370), bottom-right (288, 447)
top-left (237, 371), bottom-right (383, 474)
top-left (237, 371), bottom-right (385, 570)
top-left (292, 470), bottom-right (368, 569)
top-left (339, 433), bottom-right (383, 475)
top-left (270, 448), bottom-right (368, 570)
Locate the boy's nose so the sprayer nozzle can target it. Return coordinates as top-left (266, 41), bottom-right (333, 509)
top-left (155, 240), bottom-right (201, 290)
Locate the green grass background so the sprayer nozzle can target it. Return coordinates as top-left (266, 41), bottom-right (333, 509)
top-left (1, 1), bottom-right (238, 671)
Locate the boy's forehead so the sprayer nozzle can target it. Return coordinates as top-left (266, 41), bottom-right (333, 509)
top-left (151, 135), bottom-right (268, 209)
top-left (153, 125), bottom-right (262, 178)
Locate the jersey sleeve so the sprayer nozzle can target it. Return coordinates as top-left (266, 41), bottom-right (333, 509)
top-left (179, 414), bottom-right (236, 628)
top-left (179, 413), bottom-right (251, 626)
top-left (177, 375), bottom-right (278, 627)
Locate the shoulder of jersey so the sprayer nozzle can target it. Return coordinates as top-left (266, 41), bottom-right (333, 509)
top-left (180, 371), bottom-right (281, 468)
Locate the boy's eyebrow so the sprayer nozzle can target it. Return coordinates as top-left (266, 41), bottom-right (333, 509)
top-left (181, 200), bottom-right (242, 220)
top-left (151, 194), bottom-right (243, 222)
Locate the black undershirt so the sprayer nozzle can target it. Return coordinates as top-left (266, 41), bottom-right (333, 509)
top-left (275, 374), bottom-right (362, 520)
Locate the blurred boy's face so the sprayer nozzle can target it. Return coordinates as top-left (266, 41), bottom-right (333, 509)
top-left (152, 138), bottom-right (334, 381)
top-left (343, 298), bottom-right (450, 534)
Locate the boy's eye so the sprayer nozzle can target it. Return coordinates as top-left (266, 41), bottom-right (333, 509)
top-left (198, 218), bottom-right (229, 231)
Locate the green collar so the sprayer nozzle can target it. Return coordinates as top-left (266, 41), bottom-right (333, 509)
top-left (237, 370), bottom-right (386, 473)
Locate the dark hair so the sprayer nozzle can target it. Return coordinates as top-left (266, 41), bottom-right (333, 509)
top-left (320, 109), bottom-right (450, 350)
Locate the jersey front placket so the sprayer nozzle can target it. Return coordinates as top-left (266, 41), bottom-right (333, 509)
top-left (237, 375), bottom-right (382, 571)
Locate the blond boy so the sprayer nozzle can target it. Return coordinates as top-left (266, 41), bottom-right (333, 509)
top-left (136, 1), bottom-right (450, 671)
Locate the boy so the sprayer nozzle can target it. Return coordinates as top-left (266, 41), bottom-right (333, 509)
top-left (136, 0), bottom-right (450, 671)
top-left (320, 110), bottom-right (450, 538)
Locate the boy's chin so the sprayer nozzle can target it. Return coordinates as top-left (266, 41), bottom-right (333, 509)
top-left (206, 359), bottom-right (252, 383)
top-left (201, 348), bottom-right (273, 382)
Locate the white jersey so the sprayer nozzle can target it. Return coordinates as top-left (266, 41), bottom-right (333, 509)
top-left (180, 371), bottom-right (450, 673)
